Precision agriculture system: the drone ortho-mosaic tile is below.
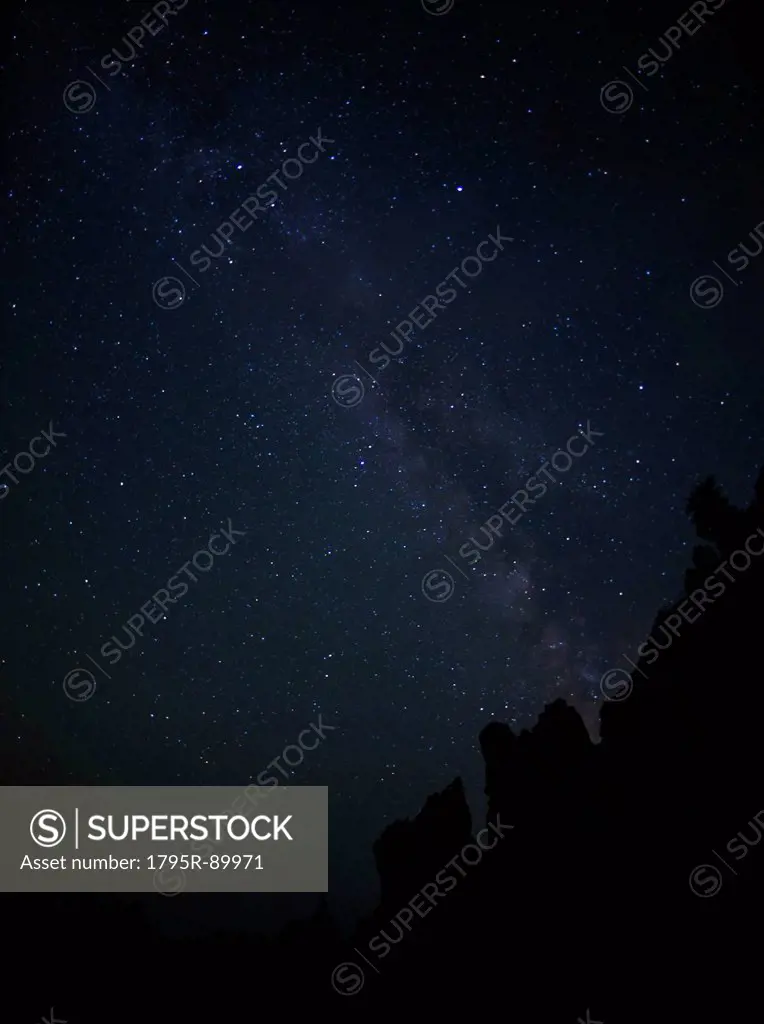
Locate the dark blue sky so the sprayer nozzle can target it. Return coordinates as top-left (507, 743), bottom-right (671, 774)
top-left (3, 0), bottom-right (763, 929)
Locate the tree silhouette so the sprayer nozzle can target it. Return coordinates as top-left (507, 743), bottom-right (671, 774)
top-left (686, 474), bottom-right (743, 551)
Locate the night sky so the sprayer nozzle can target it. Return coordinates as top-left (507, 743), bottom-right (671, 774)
top-left (3, 0), bottom-right (763, 930)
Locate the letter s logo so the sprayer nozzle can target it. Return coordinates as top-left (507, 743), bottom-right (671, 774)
top-left (30, 809), bottom-right (66, 848)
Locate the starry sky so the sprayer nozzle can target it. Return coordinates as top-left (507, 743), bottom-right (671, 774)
top-left (3, 0), bottom-right (764, 929)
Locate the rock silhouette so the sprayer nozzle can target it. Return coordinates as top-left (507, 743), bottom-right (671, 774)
top-left (4, 466), bottom-right (764, 1023)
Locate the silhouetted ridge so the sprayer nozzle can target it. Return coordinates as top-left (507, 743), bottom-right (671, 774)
top-left (601, 465), bottom-right (764, 748)
top-left (4, 463), bottom-right (763, 1023)
top-left (373, 776), bottom-right (472, 904)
